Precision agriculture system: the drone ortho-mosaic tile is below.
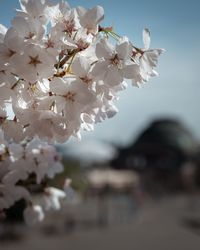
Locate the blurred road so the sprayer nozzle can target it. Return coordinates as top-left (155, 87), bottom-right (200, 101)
top-left (1, 195), bottom-right (200, 250)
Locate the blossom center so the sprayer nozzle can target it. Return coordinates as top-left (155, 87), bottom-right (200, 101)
top-left (110, 54), bottom-right (121, 67)
top-left (0, 116), bottom-right (6, 125)
top-left (63, 19), bottom-right (76, 36)
top-left (45, 39), bottom-right (55, 49)
top-left (0, 69), bottom-right (6, 75)
top-left (64, 91), bottom-right (76, 102)
top-left (28, 55), bottom-right (42, 67)
top-left (80, 76), bottom-right (93, 85)
top-left (76, 39), bottom-right (89, 51)
top-left (7, 49), bottom-right (16, 58)
top-left (25, 32), bottom-right (35, 40)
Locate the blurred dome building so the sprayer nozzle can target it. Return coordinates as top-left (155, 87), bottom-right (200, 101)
top-left (111, 119), bottom-right (199, 192)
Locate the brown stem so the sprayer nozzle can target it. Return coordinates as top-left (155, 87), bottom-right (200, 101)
top-left (54, 49), bottom-right (79, 69)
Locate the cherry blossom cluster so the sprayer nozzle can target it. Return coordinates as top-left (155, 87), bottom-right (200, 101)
top-left (0, 128), bottom-right (72, 225)
top-left (0, 0), bottom-right (164, 224)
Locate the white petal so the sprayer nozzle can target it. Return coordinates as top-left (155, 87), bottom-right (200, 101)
top-left (104, 66), bottom-right (123, 86)
top-left (80, 113), bottom-right (95, 131)
top-left (123, 63), bottom-right (140, 79)
top-left (0, 24), bottom-right (7, 35)
top-left (76, 6), bottom-right (87, 18)
top-left (46, 187), bottom-right (66, 199)
top-left (20, 0), bottom-right (47, 18)
top-left (4, 27), bottom-right (23, 52)
top-left (2, 170), bottom-right (28, 185)
top-left (143, 28), bottom-right (151, 50)
top-left (106, 105), bottom-right (118, 118)
top-left (84, 6), bottom-right (104, 26)
top-left (0, 24), bottom-right (7, 42)
top-left (92, 61), bottom-right (109, 77)
top-left (50, 77), bottom-right (70, 94)
top-left (71, 55), bottom-right (91, 77)
top-left (24, 205), bottom-right (44, 226)
top-left (47, 161), bottom-right (64, 179)
top-left (96, 39), bottom-right (114, 59)
top-left (12, 185), bottom-right (31, 201)
top-left (8, 143), bottom-right (24, 160)
top-left (116, 36), bottom-right (130, 59)
top-left (0, 87), bottom-right (13, 100)
top-left (77, 5), bottom-right (104, 34)
top-left (3, 121), bottom-right (24, 142)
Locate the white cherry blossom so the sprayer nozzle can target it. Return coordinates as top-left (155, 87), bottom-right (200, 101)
top-left (17, 0), bottom-right (49, 24)
top-left (42, 187), bottom-right (66, 211)
top-left (92, 37), bottom-right (140, 87)
top-left (46, 1), bottom-right (71, 26)
top-left (12, 16), bottom-right (45, 42)
top-left (0, 183), bottom-right (30, 209)
top-left (49, 77), bottom-right (95, 122)
top-left (71, 54), bottom-right (96, 91)
top-left (76, 5), bottom-right (104, 34)
top-left (11, 44), bottom-right (56, 83)
top-left (131, 28), bottom-right (165, 85)
top-left (2, 120), bottom-right (24, 142)
top-left (24, 204), bottom-right (44, 226)
top-left (0, 28), bottom-right (24, 64)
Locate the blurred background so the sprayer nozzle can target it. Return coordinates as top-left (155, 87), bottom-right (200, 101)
top-left (1, 0), bottom-right (200, 249)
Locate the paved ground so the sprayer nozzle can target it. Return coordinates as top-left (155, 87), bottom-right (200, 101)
top-left (1, 194), bottom-right (200, 250)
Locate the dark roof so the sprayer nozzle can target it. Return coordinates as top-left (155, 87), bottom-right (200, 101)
top-left (111, 119), bottom-right (199, 171)
top-left (133, 119), bottom-right (197, 154)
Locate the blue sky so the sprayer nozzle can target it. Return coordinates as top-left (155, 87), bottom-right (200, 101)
top-left (0, 0), bottom-right (200, 145)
